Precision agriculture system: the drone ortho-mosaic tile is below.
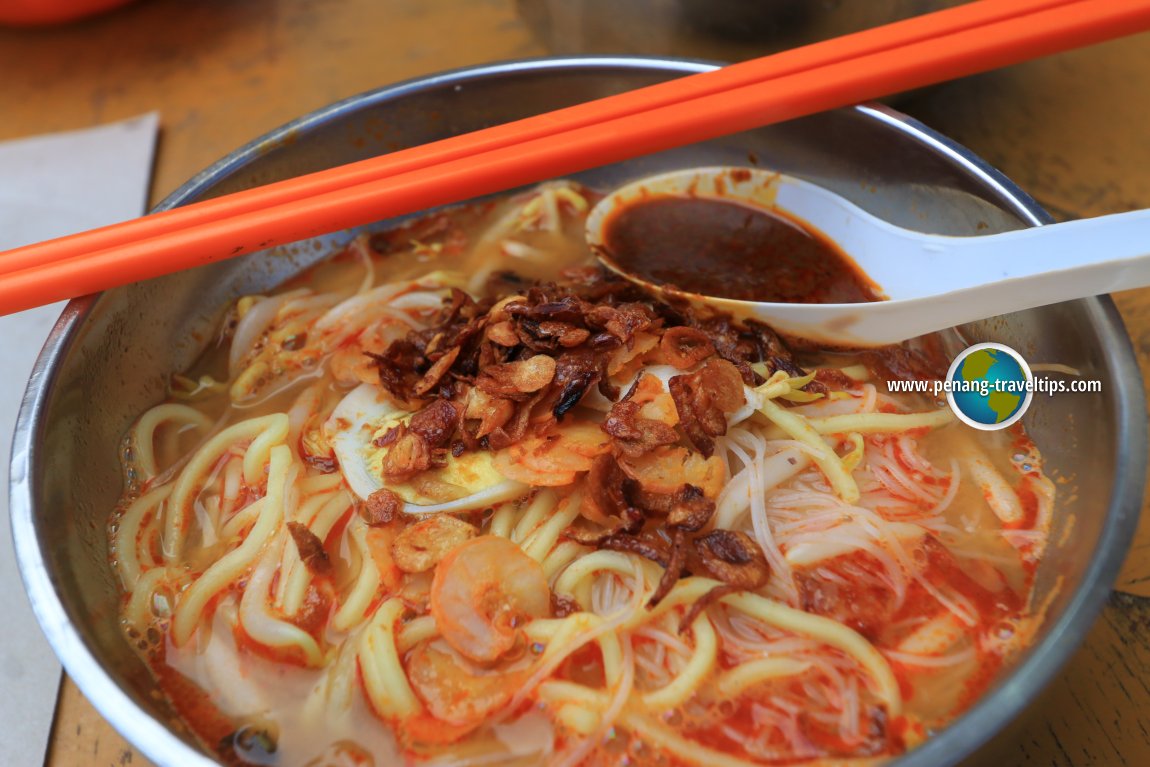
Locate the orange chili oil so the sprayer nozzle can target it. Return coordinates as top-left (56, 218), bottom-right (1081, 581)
top-left (603, 195), bottom-right (881, 304)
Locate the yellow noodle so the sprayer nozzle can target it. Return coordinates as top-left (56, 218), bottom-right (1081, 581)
top-left (275, 538), bottom-right (306, 617)
top-left (332, 518), bottom-right (381, 632)
top-left (130, 403), bottom-right (213, 479)
top-left (113, 484), bottom-right (172, 587)
top-left (513, 490), bottom-right (558, 543)
top-left (535, 613), bottom-right (599, 663)
top-left (122, 567), bottom-right (177, 631)
top-left (598, 631), bottom-right (623, 687)
top-left (164, 414), bottom-right (289, 563)
top-left (621, 711), bottom-right (886, 767)
top-left (297, 472), bottom-right (345, 495)
top-left (755, 397), bottom-right (859, 503)
top-left (219, 497), bottom-right (265, 540)
top-left (522, 616), bottom-right (570, 645)
top-left (489, 501), bottom-right (519, 539)
top-left (310, 489), bottom-right (354, 539)
top-left (571, 633), bottom-right (635, 764)
top-left (294, 488), bottom-right (339, 526)
top-left (199, 494), bottom-right (223, 546)
top-left (171, 444), bottom-right (291, 645)
top-left (644, 578), bottom-right (901, 715)
top-left (640, 614), bottom-right (717, 711)
top-left (536, 683), bottom-right (607, 736)
top-left (287, 382), bottom-right (326, 459)
top-left (520, 613), bottom-right (615, 701)
top-left (242, 413), bottom-right (292, 486)
top-left (715, 658), bottom-right (813, 699)
top-left (553, 702), bottom-right (600, 737)
top-left (806, 408), bottom-right (954, 436)
top-left (522, 491), bottom-right (583, 562)
top-left (240, 538), bottom-right (325, 666)
top-left (396, 615), bottom-right (439, 654)
top-left (359, 599), bottom-right (421, 719)
top-left (512, 563), bottom-right (646, 721)
top-left (135, 515), bottom-right (162, 572)
top-left (537, 683), bottom-right (888, 767)
top-left (541, 541), bottom-right (588, 583)
top-left (275, 486), bottom-right (341, 617)
top-left (553, 551), bottom-right (652, 610)
top-left (536, 680), bottom-right (612, 736)
top-left (718, 591), bottom-right (900, 715)
top-left (537, 679), bottom-right (603, 709)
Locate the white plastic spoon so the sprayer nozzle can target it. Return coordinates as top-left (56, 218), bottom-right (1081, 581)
top-left (586, 167), bottom-right (1150, 347)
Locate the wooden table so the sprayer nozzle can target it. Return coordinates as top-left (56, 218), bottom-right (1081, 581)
top-left (3, 1), bottom-right (1149, 764)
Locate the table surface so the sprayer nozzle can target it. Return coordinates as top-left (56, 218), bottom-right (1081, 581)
top-left (4, 1), bottom-right (1150, 765)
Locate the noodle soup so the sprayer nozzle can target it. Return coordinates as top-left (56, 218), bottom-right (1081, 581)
top-left (109, 182), bottom-right (1053, 766)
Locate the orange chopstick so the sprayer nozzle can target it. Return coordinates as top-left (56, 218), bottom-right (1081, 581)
top-left (3, 0), bottom-right (1149, 314)
top-left (0, 0), bottom-right (1082, 278)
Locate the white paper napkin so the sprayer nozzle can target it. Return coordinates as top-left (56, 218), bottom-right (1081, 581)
top-left (0, 112), bottom-right (159, 765)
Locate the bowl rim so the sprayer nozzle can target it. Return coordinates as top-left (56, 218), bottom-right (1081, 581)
top-left (9, 54), bottom-right (1147, 767)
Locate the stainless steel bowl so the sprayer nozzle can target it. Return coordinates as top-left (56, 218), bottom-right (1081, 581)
top-left (10, 56), bottom-right (1147, 767)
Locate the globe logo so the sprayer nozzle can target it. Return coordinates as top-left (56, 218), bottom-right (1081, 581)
top-left (945, 343), bottom-right (1033, 430)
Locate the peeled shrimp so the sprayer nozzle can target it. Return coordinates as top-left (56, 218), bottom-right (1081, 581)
top-left (406, 640), bottom-right (529, 729)
top-left (430, 536), bottom-right (550, 664)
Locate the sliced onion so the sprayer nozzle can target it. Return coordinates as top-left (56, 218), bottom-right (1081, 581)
top-left (313, 283), bottom-right (409, 337)
top-left (347, 234), bottom-right (376, 295)
top-left (229, 289), bottom-right (309, 376)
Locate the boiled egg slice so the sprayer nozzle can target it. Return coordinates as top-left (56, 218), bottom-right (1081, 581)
top-left (326, 383), bottom-right (528, 514)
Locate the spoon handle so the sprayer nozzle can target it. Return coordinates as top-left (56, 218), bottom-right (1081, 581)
top-left (787, 207), bottom-right (1150, 345)
top-left (933, 208), bottom-right (1150, 301)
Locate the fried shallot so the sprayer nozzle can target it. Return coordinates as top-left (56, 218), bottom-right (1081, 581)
top-left (287, 522), bottom-right (332, 575)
